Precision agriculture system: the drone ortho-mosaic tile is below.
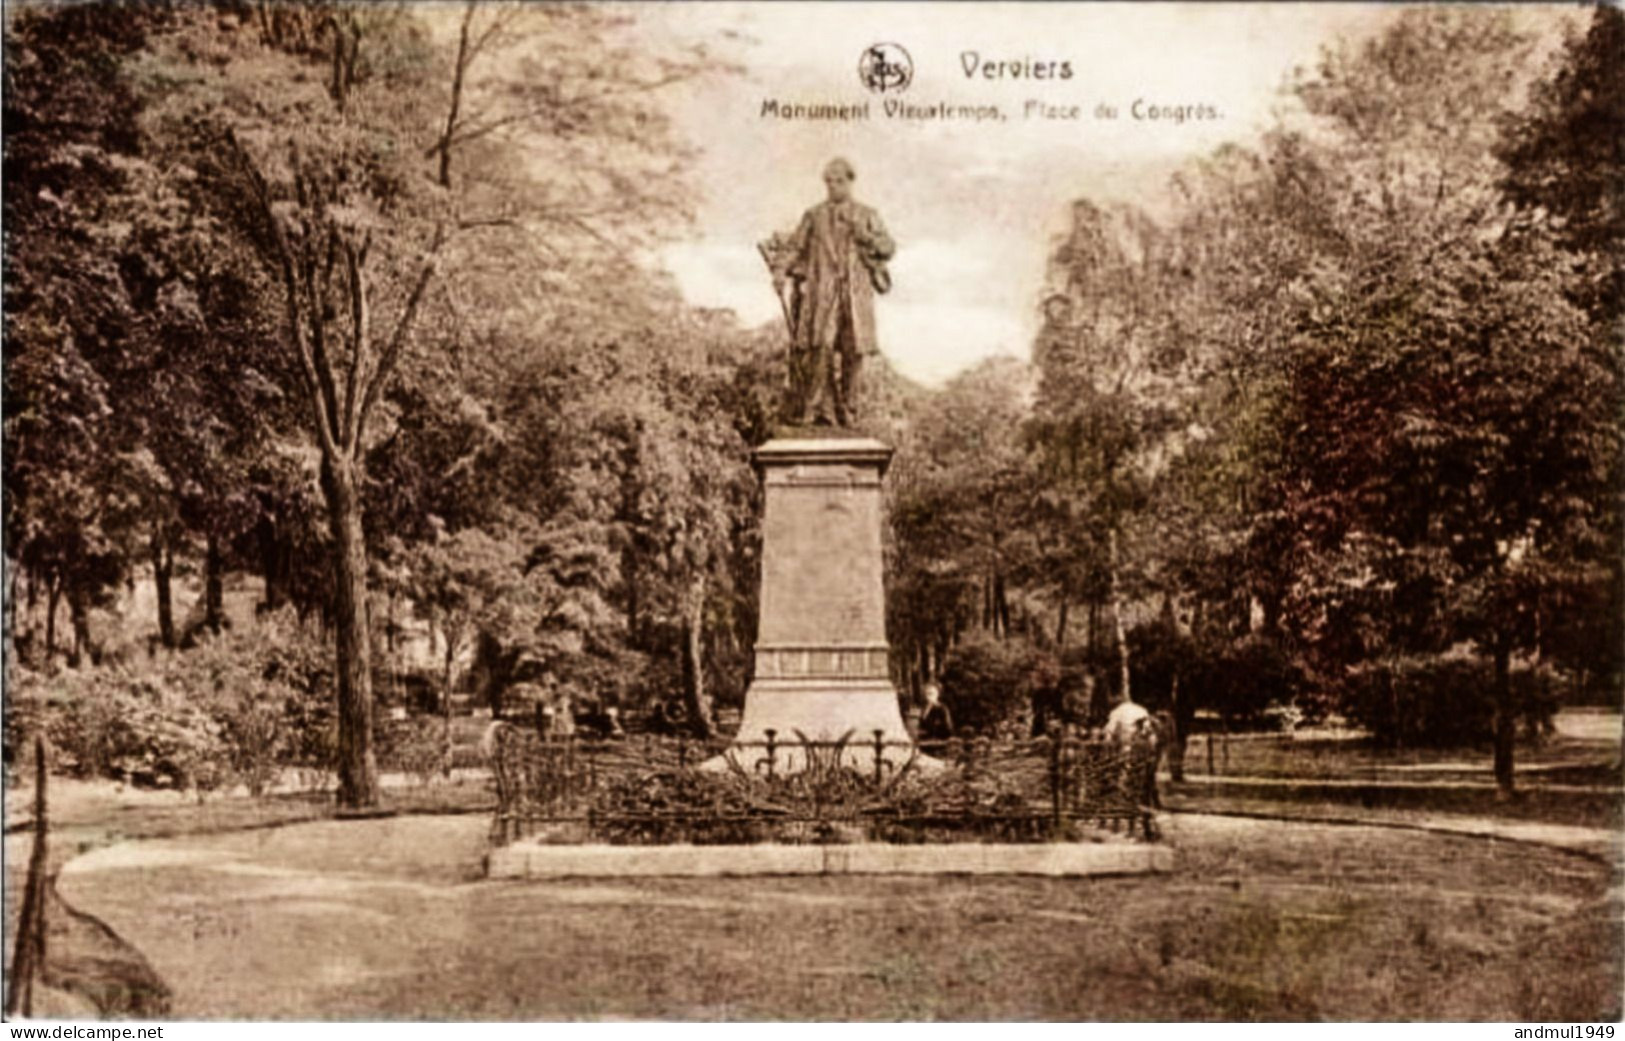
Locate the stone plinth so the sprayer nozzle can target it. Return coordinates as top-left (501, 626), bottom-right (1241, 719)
top-left (487, 840), bottom-right (1175, 879)
top-left (706, 437), bottom-right (916, 771)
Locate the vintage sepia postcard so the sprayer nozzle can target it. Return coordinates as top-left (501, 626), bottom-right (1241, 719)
top-left (3, 0), bottom-right (1621, 1028)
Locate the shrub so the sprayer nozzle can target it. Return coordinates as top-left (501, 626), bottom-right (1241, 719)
top-left (8, 666), bottom-right (232, 793)
top-left (588, 769), bottom-right (769, 845)
top-left (164, 609), bottom-right (337, 794)
top-left (869, 763), bottom-right (1052, 843)
top-left (939, 631), bottom-right (1045, 735)
top-left (5, 608), bottom-right (335, 795)
top-left (377, 714), bottom-right (447, 785)
top-left (585, 762), bottom-right (1065, 845)
top-left (1192, 633), bottom-right (1307, 727)
top-left (1340, 649), bottom-right (1558, 746)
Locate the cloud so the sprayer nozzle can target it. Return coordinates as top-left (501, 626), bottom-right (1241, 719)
top-left (878, 301), bottom-right (1027, 386)
top-left (662, 241), bottom-right (783, 327)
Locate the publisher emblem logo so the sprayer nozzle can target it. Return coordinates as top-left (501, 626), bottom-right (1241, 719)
top-left (859, 43), bottom-right (913, 94)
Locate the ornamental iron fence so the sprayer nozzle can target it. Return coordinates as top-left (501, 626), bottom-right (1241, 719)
top-left (488, 724), bottom-right (1163, 847)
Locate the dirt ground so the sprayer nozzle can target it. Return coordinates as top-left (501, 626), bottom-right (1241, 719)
top-left (47, 812), bottom-right (1622, 1021)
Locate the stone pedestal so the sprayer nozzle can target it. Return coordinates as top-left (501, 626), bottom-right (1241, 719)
top-left (707, 437), bottom-right (917, 771)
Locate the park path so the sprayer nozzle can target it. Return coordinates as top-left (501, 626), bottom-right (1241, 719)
top-left (53, 808), bottom-right (1621, 1019)
top-left (1175, 772), bottom-right (1620, 796)
top-left (1165, 805), bottom-right (1620, 862)
top-left (55, 816), bottom-right (492, 1019)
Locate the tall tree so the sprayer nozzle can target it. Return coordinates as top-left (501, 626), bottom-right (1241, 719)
top-left (129, 2), bottom-right (718, 805)
top-left (141, 7), bottom-right (450, 806)
top-left (3, 3), bottom-right (177, 668)
top-left (1498, 5), bottom-right (1625, 325)
top-left (1251, 9), bottom-right (1614, 795)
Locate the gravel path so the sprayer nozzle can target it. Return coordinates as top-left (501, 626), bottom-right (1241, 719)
top-left (53, 810), bottom-right (1621, 1019)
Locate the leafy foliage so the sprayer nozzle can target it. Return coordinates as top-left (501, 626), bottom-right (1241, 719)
top-left (3, 4), bottom-right (1617, 807)
top-left (938, 630), bottom-right (1045, 737)
top-left (1341, 650), bottom-right (1558, 747)
top-left (6, 609), bottom-right (334, 795)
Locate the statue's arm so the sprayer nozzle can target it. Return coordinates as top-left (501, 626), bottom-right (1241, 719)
top-left (863, 209), bottom-right (896, 260)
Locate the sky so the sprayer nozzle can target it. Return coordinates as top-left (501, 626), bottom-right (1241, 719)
top-left (639, 3), bottom-right (1404, 387)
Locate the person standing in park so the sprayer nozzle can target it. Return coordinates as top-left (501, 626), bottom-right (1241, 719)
top-left (1103, 693), bottom-right (1162, 809)
top-left (762, 157), bottom-right (896, 427)
top-left (918, 680), bottom-right (955, 741)
top-left (1028, 653), bottom-right (1065, 737)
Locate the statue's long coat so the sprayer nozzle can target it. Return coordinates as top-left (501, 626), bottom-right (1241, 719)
top-left (787, 199), bottom-right (894, 360)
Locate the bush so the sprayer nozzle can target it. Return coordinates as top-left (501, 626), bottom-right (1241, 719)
top-left (1192, 633), bottom-right (1306, 727)
top-left (939, 631), bottom-right (1046, 736)
top-left (588, 769), bottom-right (770, 845)
top-left (168, 609), bottom-right (337, 794)
top-left (377, 714), bottom-right (448, 785)
top-left (8, 666), bottom-right (232, 793)
top-left (5, 608), bottom-right (335, 795)
top-left (585, 761), bottom-right (1067, 845)
top-left (1341, 649), bottom-right (1558, 746)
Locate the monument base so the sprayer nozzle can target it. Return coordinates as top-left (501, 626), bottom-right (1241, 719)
top-left (705, 436), bottom-right (931, 773)
top-left (487, 838), bottom-right (1175, 879)
top-left (702, 678), bottom-right (926, 772)
top-left (735, 680), bottom-right (912, 742)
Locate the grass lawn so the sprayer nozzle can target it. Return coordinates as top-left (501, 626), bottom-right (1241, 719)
top-left (1176, 727), bottom-right (1618, 782)
top-left (1165, 779), bottom-right (1623, 831)
top-left (50, 812), bottom-right (1623, 1021)
top-left (3, 777), bottom-right (494, 1017)
top-left (1167, 713), bottom-right (1622, 831)
top-left (11, 709), bottom-right (1622, 1021)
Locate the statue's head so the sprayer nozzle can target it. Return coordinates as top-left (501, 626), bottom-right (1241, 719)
top-left (822, 157), bottom-right (855, 203)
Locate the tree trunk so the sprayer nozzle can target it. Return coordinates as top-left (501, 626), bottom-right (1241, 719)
top-left (3, 563), bottom-right (16, 690)
top-left (204, 533), bottom-right (225, 635)
top-left (1108, 528), bottom-right (1132, 703)
top-left (66, 587), bottom-right (91, 668)
top-left (442, 624), bottom-right (458, 779)
top-left (1392, 668), bottom-right (1405, 749)
top-left (322, 457), bottom-right (380, 809)
top-left (257, 512), bottom-right (287, 612)
top-left (624, 550), bottom-right (640, 646)
top-left (44, 574), bottom-right (60, 663)
top-left (1055, 597), bottom-right (1070, 649)
top-left (152, 531), bottom-right (175, 649)
top-left (436, 3), bottom-right (474, 189)
top-left (680, 573), bottom-right (713, 738)
top-left (1492, 635), bottom-right (1516, 800)
top-left (1168, 673), bottom-right (1187, 782)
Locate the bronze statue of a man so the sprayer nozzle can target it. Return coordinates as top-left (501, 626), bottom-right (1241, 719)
top-left (761, 158), bottom-right (895, 427)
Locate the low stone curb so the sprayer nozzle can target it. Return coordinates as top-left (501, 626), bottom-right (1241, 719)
top-left (486, 839), bottom-right (1174, 879)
